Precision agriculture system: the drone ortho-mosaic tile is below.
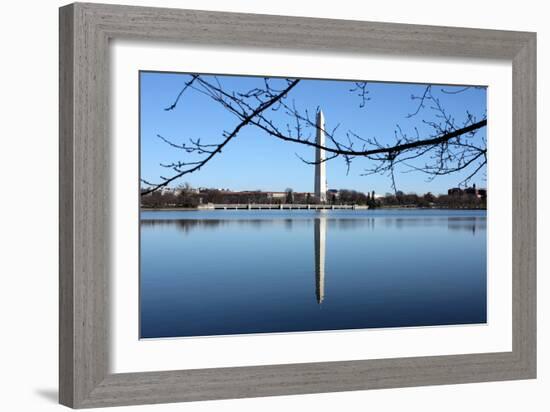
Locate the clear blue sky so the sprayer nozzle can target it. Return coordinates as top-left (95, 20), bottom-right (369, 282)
top-left (140, 72), bottom-right (486, 195)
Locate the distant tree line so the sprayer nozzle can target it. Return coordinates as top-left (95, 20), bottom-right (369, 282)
top-left (141, 185), bottom-right (486, 209)
top-left (377, 191), bottom-right (486, 209)
top-left (140, 184), bottom-right (379, 208)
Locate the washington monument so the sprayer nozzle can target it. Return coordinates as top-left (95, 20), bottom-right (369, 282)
top-left (314, 110), bottom-right (328, 203)
top-left (314, 110), bottom-right (327, 304)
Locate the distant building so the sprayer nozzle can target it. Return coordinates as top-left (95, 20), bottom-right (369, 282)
top-left (448, 187), bottom-right (463, 196)
top-left (327, 189), bottom-right (339, 201)
top-left (160, 187), bottom-right (176, 195)
top-left (266, 192), bottom-right (286, 199)
top-left (448, 183), bottom-right (487, 198)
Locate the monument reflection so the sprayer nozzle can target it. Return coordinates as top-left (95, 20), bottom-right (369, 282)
top-left (141, 213), bottom-right (485, 307)
top-left (314, 214), bottom-right (327, 304)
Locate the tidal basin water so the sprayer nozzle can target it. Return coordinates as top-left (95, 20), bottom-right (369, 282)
top-left (140, 209), bottom-right (487, 339)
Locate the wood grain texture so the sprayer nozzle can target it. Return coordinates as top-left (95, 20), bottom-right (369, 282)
top-left (512, 34), bottom-right (537, 374)
top-left (59, 2), bottom-right (537, 408)
top-left (59, 4), bottom-right (74, 406)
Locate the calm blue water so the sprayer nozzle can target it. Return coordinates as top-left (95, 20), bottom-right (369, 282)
top-left (140, 209), bottom-right (487, 339)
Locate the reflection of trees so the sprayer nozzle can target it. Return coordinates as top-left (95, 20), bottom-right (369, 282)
top-left (140, 217), bottom-right (381, 235)
top-left (142, 215), bottom-right (486, 238)
top-left (376, 216), bottom-right (486, 232)
top-left (141, 219), bottom-right (233, 234)
top-left (284, 218), bottom-right (293, 232)
top-left (141, 215), bottom-right (485, 235)
top-left (141, 218), bottom-right (304, 235)
top-left (333, 218), bottom-right (375, 231)
top-left (447, 217), bottom-right (486, 234)
top-left (141, 218), bottom-right (277, 234)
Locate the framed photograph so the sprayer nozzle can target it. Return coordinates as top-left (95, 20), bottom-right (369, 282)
top-left (59, 2), bottom-right (536, 408)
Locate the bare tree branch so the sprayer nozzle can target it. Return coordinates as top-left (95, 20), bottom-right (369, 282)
top-left (141, 79), bottom-right (300, 195)
top-left (142, 75), bottom-right (487, 195)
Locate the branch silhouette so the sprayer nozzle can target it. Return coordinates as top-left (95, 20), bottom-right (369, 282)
top-left (142, 75), bottom-right (487, 195)
top-left (141, 79), bottom-right (300, 195)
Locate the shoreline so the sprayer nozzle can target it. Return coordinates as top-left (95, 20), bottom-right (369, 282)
top-left (140, 206), bottom-right (487, 211)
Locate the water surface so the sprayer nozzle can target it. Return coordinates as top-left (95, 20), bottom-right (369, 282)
top-left (140, 209), bottom-right (487, 338)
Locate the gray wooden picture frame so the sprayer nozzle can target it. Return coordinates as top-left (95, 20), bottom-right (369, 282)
top-left (59, 2), bottom-right (536, 408)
